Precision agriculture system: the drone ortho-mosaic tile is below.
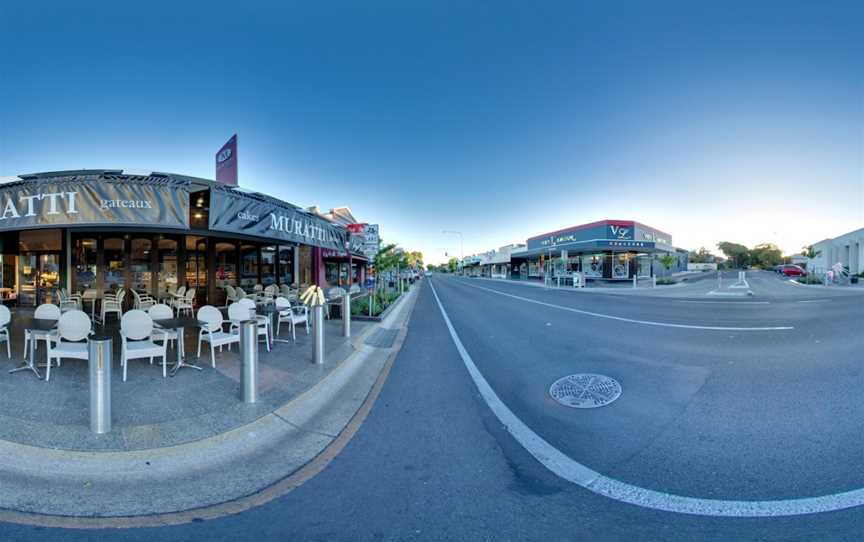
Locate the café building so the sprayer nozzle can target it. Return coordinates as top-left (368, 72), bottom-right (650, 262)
top-left (511, 219), bottom-right (686, 281)
top-left (0, 169), bottom-right (367, 308)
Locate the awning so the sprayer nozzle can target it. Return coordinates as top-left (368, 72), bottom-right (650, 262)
top-left (0, 173), bottom-right (189, 231)
top-left (208, 186), bottom-right (348, 251)
top-left (513, 240), bottom-right (660, 258)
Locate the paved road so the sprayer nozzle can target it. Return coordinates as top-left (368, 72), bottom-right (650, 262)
top-left (2, 275), bottom-right (863, 540)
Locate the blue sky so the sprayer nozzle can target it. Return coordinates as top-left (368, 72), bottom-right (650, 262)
top-left (1, 1), bottom-right (861, 264)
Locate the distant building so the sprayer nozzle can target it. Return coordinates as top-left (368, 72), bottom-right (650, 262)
top-left (807, 227), bottom-right (864, 274)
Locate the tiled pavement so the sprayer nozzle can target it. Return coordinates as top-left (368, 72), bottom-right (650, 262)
top-left (0, 309), bottom-right (369, 452)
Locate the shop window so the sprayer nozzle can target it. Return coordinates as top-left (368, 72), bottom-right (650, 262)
top-left (73, 237), bottom-right (98, 292)
top-left (104, 238), bottom-right (126, 291)
top-left (261, 246), bottom-right (276, 286)
top-left (130, 238), bottom-right (152, 293)
top-left (157, 237), bottom-right (178, 297)
top-left (186, 237), bottom-right (207, 305)
top-left (612, 253), bottom-right (630, 279)
top-left (325, 261), bottom-right (340, 286)
top-left (278, 245), bottom-right (294, 286)
top-left (582, 254), bottom-right (604, 278)
top-left (19, 229), bottom-right (61, 252)
top-left (214, 242), bottom-right (237, 305)
top-left (240, 244), bottom-right (259, 290)
top-left (298, 245), bottom-right (313, 286)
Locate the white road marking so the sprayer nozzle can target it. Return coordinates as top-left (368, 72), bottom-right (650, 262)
top-left (429, 280), bottom-right (864, 517)
top-left (676, 300), bottom-right (769, 305)
top-left (797, 299), bottom-right (829, 303)
top-left (459, 281), bottom-right (793, 331)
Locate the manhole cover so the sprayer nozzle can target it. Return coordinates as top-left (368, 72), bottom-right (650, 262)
top-left (549, 374), bottom-right (622, 409)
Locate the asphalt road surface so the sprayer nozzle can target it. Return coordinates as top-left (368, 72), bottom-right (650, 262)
top-left (3, 274), bottom-right (863, 541)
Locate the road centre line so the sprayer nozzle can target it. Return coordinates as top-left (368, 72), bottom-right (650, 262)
top-left (457, 280), bottom-right (793, 331)
top-left (429, 279), bottom-right (864, 517)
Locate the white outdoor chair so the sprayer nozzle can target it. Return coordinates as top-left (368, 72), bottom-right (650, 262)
top-left (224, 285), bottom-right (239, 306)
top-left (197, 305), bottom-right (239, 368)
top-left (264, 284), bottom-right (279, 299)
top-left (279, 284), bottom-right (293, 299)
top-left (57, 290), bottom-right (80, 312)
top-left (0, 305), bottom-right (11, 358)
top-left (175, 288), bottom-right (195, 316)
top-left (120, 309), bottom-right (168, 381)
top-left (45, 310), bottom-right (91, 382)
top-left (170, 286), bottom-right (187, 310)
top-left (24, 303), bottom-right (61, 361)
top-left (149, 303), bottom-right (182, 359)
top-left (100, 289), bottom-right (125, 324)
top-left (132, 290), bottom-right (156, 311)
top-left (253, 284), bottom-right (263, 293)
top-left (232, 300), bottom-right (271, 352)
top-left (274, 296), bottom-right (308, 341)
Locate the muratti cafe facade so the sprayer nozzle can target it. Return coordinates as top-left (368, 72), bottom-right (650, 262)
top-left (0, 170), bottom-right (368, 308)
top-left (511, 219), bottom-right (682, 281)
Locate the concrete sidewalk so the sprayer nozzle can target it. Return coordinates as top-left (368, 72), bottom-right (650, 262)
top-left (0, 284), bottom-right (420, 521)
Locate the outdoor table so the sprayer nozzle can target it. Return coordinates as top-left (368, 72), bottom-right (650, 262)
top-left (258, 303), bottom-right (292, 345)
top-left (10, 318), bottom-right (57, 379)
top-left (81, 290), bottom-right (99, 320)
top-left (153, 316), bottom-right (204, 376)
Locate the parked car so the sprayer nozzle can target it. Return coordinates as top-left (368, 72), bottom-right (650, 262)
top-left (778, 264), bottom-right (807, 277)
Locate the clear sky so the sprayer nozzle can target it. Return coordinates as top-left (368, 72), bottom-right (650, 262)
top-left (1, 1), bottom-right (861, 264)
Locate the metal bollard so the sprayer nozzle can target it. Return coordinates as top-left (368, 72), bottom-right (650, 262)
top-left (342, 292), bottom-right (351, 337)
top-left (652, 276), bottom-right (657, 288)
top-left (312, 304), bottom-right (324, 364)
top-left (239, 320), bottom-right (258, 403)
top-left (88, 336), bottom-right (112, 434)
top-left (633, 275), bottom-right (637, 289)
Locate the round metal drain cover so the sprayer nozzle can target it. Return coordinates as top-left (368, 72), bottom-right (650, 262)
top-left (549, 374), bottom-right (622, 409)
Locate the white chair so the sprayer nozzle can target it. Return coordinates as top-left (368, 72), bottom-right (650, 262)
top-left (24, 303), bottom-right (61, 361)
top-left (120, 310), bottom-right (168, 381)
top-left (0, 305), bottom-right (11, 358)
top-left (57, 290), bottom-right (79, 312)
top-left (237, 298), bottom-right (271, 350)
top-left (197, 305), bottom-right (239, 368)
top-left (133, 290), bottom-right (156, 311)
top-left (279, 284), bottom-right (293, 299)
top-left (224, 285), bottom-right (238, 306)
top-left (253, 284), bottom-right (263, 293)
top-left (228, 302), bottom-right (270, 352)
top-left (264, 284), bottom-right (279, 299)
top-left (175, 288), bottom-right (195, 316)
top-left (170, 286), bottom-right (186, 310)
top-left (274, 296), bottom-right (308, 341)
top-left (149, 304), bottom-right (181, 359)
top-left (45, 310), bottom-right (91, 382)
top-left (100, 289), bottom-right (125, 324)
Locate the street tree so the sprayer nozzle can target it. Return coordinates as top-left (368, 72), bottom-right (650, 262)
top-left (689, 247), bottom-right (713, 263)
top-left (801, 244), bottom-right (821, 272)
top-left (659, 253), bottom-right (678, 276)
top-left (749, 243), bottom-right (783, 268)
top-left (447, 257), bottom-right (459, 273)
top-left (717, 242), bottom-right (750, 268)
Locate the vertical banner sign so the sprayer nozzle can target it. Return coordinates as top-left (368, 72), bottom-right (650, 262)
top-left (215, 134), bottom-right (238, 186)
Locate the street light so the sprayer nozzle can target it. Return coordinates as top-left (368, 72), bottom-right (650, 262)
top-left (442, 230), bottom-right (464, 274)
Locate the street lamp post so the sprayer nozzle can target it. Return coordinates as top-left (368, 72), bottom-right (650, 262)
top-left (442, 230), bottom-right (463, 275)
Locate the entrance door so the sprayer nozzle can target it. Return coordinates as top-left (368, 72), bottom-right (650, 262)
top-left (18, 253), bottom-right (61, 307)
